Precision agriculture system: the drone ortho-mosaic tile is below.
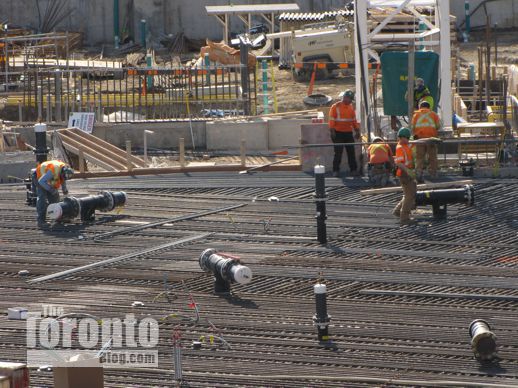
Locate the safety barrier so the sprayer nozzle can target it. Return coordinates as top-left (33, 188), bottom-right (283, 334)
top-left (1, 64), bottom-right (256, 123)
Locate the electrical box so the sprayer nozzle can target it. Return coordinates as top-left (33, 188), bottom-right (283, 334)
top-left (380, 51), bottom-right (439, 116)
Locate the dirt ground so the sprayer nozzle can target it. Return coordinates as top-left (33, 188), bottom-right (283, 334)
top-left (270, 30), bottom-right (518, 113)
top-left (272, 67), bottom-right (355, 112)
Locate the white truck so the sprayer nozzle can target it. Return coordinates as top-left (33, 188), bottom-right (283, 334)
top-left (290, 26), bottom-right (355, 81)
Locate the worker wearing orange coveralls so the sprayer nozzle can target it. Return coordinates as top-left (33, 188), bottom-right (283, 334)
top-left (411, 100), bottom-right (441, 182)
top-left (329, 89), bottom-right (361, 177)
top-left (392, 127), bottom-right (417, 224)
top-left (367, 137), bottom-right (393, 186)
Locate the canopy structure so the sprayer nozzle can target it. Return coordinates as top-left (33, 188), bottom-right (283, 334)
top-left (355, 0), bottom-right (452, 128)
top-left (206, 3), bottom-right (300, 44)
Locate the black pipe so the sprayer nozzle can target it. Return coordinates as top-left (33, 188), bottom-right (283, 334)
top-left (34, 123), bottom-right (49, 163)
top-left (46, 191), bottom-right (127, 222)
top-left (469, 319), bottom-right (498, 361)
top-left (199, 248), bottom-right (252, 294)
top-left (415, 184), bottom-right (475, 218)
top-left (25, 169), bottom-right (38, 206)
top-left (313, 283), bottom-right (331, 342)
top-left (314, 165), bottom-right (327, 244)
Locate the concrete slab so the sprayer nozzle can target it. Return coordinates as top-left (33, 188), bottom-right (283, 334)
top-left (206, 120), bottom-right (268, 151)
top-left (267, 118), bottom-right (311, 150)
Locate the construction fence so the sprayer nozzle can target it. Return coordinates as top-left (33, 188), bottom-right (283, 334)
top-left (1, 64), bottom-right (257, 123)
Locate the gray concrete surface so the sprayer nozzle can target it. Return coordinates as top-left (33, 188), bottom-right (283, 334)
top-left (206, 120), bottom-right (268, 151)
top-left (0, 151), bottom-right (35, 183)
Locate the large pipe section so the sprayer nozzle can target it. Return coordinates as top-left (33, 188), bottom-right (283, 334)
top-left (469, 319), bottom-right (498, 361)
top-left (46, 191), bottom-right (127, 222)
top-left (314, 165), bottom-right (327, 244)
top-left (415, 184), bottom-right (474, 218)
top-left (199, 248), bottom-right (252, 294)
top-left (313, 283), bottom-right (331, 342)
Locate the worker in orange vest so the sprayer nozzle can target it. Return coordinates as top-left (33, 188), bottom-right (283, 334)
top-left (329, 89), bottom-right (361, 177)
top-left (367, 136), bottom-right (393, 187)
top-left (392, 127), bottom-right (417, 225)
top-left (411, 100), bottom-right (441, 182)
top-left (35, 160), bottom-right (74, 227)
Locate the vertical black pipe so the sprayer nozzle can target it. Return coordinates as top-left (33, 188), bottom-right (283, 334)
top-left (34, 123), bottom-right (48, 163)
top-left (313, 283), bottom-right (331, 342)
top-left (314, 164), bottom-right (327, 244)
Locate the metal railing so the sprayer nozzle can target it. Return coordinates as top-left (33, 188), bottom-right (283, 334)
top-left (2, 64), bottom-right (256, 123)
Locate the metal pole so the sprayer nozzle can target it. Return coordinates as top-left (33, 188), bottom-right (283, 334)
top-left (55, 70), bottom-right (62, 122)
top-left (140, 19), bottom-right (147, 51)
top-left (144, 129), bottom-right (153, 165)
top-left (407, 41), bottom-right (415, 120)
top-left (114, 0), bottom-right (120, 49)
top-left (464, 0), bottom-right (470, 42)
top-left (262, 60), bottom-right (268, 114)
top-left (239, 36), bottom-right (250, 116)
top-left (439, 0), bottom-right (453, 126)
top-left (314, 164), bottom-right (327, 244)
top-left (485, 16), bottom-right (491, 106)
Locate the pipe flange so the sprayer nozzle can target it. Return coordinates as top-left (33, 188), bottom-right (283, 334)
top-left (199, 248), bottom-right (218, 272)
top-left (99, 191), bottom-right (115, 212)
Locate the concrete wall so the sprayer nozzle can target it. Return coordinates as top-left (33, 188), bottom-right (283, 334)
top-left (92, 121), bottom-right (206, 149)
top-left (12, 118), bottom-right (308, 152)
top-left (451, 0), bottom-right (518, 29)
top-left (206, 118), bottom-right (310, 151)
top-left (2, 0), bottom-right (348, 46)
top-left (207, 120), bottom-right (268, 151)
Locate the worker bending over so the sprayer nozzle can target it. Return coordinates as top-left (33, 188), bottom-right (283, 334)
top-left (367, 137), bottom-right (393, 187)
top-left (411, 100), bottom-right (441, 182)
top-left (36, 160), bottom-right (74, 227)
top-left (392, 127), bottom-right (417, 225)
top-left (329, 89), bottom-right (361, 177)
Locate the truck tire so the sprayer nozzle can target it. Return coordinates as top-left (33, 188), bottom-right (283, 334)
top-left (292, 67), bottom-right (310, 82)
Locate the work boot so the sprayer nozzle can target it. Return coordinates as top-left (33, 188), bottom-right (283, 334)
top-left (400, 218), bottom-right (417, 226)
top-left (37, 220), bottom-right (50, 229)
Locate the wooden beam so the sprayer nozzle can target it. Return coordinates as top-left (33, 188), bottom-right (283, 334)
top-left (61, 141), bottom-right (118, 172)
top-left (73, 163), bottom-right (301, 179)
top-left (60, 135), bottom-right (126, 170)
top-left (64, 128), bottom-right (146, 167)
top-left (59, 130), bottom-right (140, 168)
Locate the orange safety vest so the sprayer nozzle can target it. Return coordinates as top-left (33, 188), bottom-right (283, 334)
top-left (368, 143), bottom-right (392, 164)
top-left (394, 143), bottom-right (414, 177)
top-left (411, 108), bottom-right (440, 138)
top-left (36, 160), bottom-right (65, 189)
top-left (328, 102), bottom-right (359, 133)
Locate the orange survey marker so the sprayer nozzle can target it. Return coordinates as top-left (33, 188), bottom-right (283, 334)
top-left (307, 63), bottom-right (317, 96)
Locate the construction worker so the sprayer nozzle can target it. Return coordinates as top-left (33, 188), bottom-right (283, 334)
top-left (329, 89), bottom-right (361, 177)
top-left (392, 127), bottom-right (417, 225)
top-left (367, 136), bottom-right (393, 187)
top-left (411, 100), bottom-right (441, 182)
top-left (405, 78), bottom-right (434, 110)
top-left (35, 160), bottom-right (74, 227)
top-left (413, 78), bottom-right (434, 110)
